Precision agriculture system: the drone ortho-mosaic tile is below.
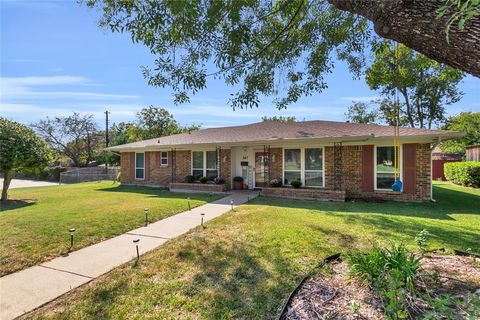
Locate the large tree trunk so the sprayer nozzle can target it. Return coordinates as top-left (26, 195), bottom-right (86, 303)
top-left (328, 0), bottom-right (480, 77)
top-left (1, 170), bottom-right (13, 203)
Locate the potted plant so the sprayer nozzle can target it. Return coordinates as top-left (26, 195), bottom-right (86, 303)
top-left (290, 179), bottom-right (302, 188)
top-left (233, 176), bottom-right (244, 190)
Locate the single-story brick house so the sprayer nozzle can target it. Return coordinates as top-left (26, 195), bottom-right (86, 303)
top-left (107, 120), bottom-right (462, 202)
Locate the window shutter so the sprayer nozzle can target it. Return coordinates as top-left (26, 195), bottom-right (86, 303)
top-left (130, 152), bottom-right (135, 180)
top-left (403, 144), bottom-right (416, 194)
top-left (144, 152), bottom-right (150, 181)
top-left (362, 145), bottom-right (374, 192)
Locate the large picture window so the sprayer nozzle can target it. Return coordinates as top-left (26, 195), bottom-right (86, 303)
top-left (284, 149), bottom-right (301, 185)
top-left (375, 146), bottom-right (400, 190)
top-left (304, 148), bottom-right (323, 187)
top-left (192, 151), bottom-right (218, 181)
top-left (135, 152), bottom-right (145, 180)
top-left (192, 151), bottom-right (204, 181)
top-left (283, 148), bottom-right (324, 187)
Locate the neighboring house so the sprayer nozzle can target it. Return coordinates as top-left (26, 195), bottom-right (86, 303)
top-left (466, 144), bottom-right (480, 162)
top-left (431, 146), bottom-right (462, 181)
top-left (107, 120), bottom-right (462, 202)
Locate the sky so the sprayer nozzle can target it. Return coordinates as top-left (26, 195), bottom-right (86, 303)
top-left (1, 0), bottom-right (479, 129)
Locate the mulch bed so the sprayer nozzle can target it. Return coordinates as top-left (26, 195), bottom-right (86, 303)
top-left (282, 253), bottom-right (480, 320)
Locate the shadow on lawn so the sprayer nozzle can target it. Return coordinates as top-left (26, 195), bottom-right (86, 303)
top-left (0, 199), bottom-right (36, 212)
top-left (95, 184), bottom-right (223, 202)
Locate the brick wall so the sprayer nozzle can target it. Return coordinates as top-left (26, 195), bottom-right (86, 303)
top-left (261, 187), bottom-right (345, 202)
top-left (170, 182), bottom-right (226, 193)
top-left (328, 143), bottom-right (432, 202)
top-left (120, 152), bottom-right (134, 184)
top-left (220, 149), bottom-right (232, 189)
top-left (269, 148), bottom-right (283, 182)
top-left (173, 150), bottom-right (191, 183)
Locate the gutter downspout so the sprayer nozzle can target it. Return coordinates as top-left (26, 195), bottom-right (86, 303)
top-left (430, 137), bottom-right (441, 202)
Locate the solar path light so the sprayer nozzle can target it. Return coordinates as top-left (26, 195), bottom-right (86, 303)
top-left (230, 199), bottom-right (234, 211)
top-left (69, 228), bottom-right (76, 249)
top-left (133, 238), bottom-right (140, 261)
top-left (144, 207), bottom-right (149, 226)
top-left (201, 213), bottom-right (205, 228)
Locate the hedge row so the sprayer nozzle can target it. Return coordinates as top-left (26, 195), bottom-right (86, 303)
top-left (14, 166), bottom-right (67, 182)
top-left (444, 161), bottom-right (480, 187)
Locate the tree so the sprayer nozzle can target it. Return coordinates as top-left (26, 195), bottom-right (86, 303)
top-left (328, 0), bottom-right (480, 76)
top-left (440, 112), bottom-right (480, 155)
top-left (85, 0), bottom-right (479, 112)
top-left (0, 118), bottom-right (52, 202)
top-left (261, 116), bottom-right (297, 122)
top-left (345, 101), bottom-right (378, 124)
top-left (365, 42), bottom-right (464, 128)
top-left (32, 112), bottom-right (102, 167)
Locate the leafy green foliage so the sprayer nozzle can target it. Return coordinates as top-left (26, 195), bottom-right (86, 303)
top-left (345, 101), bottom-right (379, 124)
top-left (261, 116), bottom-right (297, 122)
top-left (0, 118), bottom-right (52, 200)
top-left (349, 243), bottom-right (421, 319)
top-left (199, 176), bottom-right (208, 184)
top-left (414, 229), bottom-right (430, 253)
top-left (366, 42), bottom-right (464, 129)
top-left (85, 0), bottom-right (370, 109)
top-left (184, 175), bottom-right (195, 183)
top-left (444, 161), bottom-right (480, 187)
top-left (269, 179), bottom-right (283, 187)
top-left (436, 0), bottom-right (480, 42)
top-left (440, 112), bottom-right (480, 155)
top-left (32, 112), bottom-right (101, 167)
top-left (290, 179), bottom-right (302, 188)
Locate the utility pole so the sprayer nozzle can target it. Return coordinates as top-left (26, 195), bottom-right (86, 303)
top-left (105, 110), bottom-right (110, 174)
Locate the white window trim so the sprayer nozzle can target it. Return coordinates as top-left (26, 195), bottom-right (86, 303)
top-left (374, 145), bottom-right (402, 191)
top-left (191, 150), bottom-right (218, 179)
top-left (282, 147), bottom-right (325, 188)
top-left (160, 151), bottom-right (168, 166)
top-left (135, 152), bottom-right (145, 180)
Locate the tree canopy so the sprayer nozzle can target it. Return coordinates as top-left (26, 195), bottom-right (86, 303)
top-left (0, 118), bottom-right (52, 202)
top-left (85, 0), bottom-right (478, 111)
top-left (365, 42), bottom-right (464, 129)
top-left (440, 112), bottom-right (480, 155)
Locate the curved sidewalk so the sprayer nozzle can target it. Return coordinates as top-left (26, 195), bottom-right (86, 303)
top-left (0, 191), bottom-right (257, 320)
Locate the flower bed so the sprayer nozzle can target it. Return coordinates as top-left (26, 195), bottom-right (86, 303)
top-left (261, 187), bottom-right (345, 202)
top-left (169, 182), bottom-right (226, 193)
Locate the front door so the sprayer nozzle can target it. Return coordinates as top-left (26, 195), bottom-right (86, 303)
top-left (255, 152), bottom-right (268, 188)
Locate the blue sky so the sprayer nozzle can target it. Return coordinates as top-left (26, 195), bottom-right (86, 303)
top-left (1, 0), bottom-right (479, 129)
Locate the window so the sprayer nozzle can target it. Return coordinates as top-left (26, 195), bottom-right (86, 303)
top-left (192, 151), bottom-right (204, 181)
top-left (284, 149), bottom-right (301, 185)
top-left (375, 146), bottom-right (400, 190)
top-left (192, 151), bottom-right (218, 181)
top-left (284, 148), bottom-right (324, 187)
top-left (160, 151), bottom-right (168, 166)
top-left (206, 151), bottom-right (217, 180)
top-left (135, 152), bottom-right (145, 180)
top-left (304, 148), bottom-right (323, 187)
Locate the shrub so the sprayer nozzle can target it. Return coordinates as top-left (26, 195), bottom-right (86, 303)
top-left (414, 229), bottom-right (430, 253)
top-left (444, 161), bottom-right (480, 187)
top-left (233, 176), bottom-right (244, 183)
top-left (199, 176), bottom-right (208, 184)
top-left (348, 243), bottom-right (421, 319)
top-left (290, 179), bottom-right (302, 188)
top-left (15, 166), bottom-right (66, 182)
top-left (269, 179), bottom-right (282, 187)
top-left (214, 177), bottom-right (225, 185)
top-left (184, 175), bottom-right (195, 183)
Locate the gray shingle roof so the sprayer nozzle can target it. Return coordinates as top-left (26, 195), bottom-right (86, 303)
top-left (107, 120), bottom-right (463, 151)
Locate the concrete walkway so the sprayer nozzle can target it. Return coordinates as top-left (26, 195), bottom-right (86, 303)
top-left (0, 179), bottom-right (59, 190)
top-left (0, 191), bottom-right (257, 320)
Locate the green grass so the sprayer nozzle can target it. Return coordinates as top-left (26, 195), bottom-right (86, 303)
top-left (0, 181), bottom-right (222, 276)
top-left (24, 181), bottom-right (480, 319)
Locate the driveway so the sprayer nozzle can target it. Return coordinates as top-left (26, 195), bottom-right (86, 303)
top-left (0, 178), bottom-right (59, 189)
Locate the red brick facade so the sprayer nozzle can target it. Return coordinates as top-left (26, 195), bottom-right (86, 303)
top-left (121, 143), bottom-right (432, 202)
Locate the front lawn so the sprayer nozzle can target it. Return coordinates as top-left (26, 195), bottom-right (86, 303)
top-left (0, 181), bottom-right (222, 276)
top-left (25, 181), bottom-right (480, 319)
